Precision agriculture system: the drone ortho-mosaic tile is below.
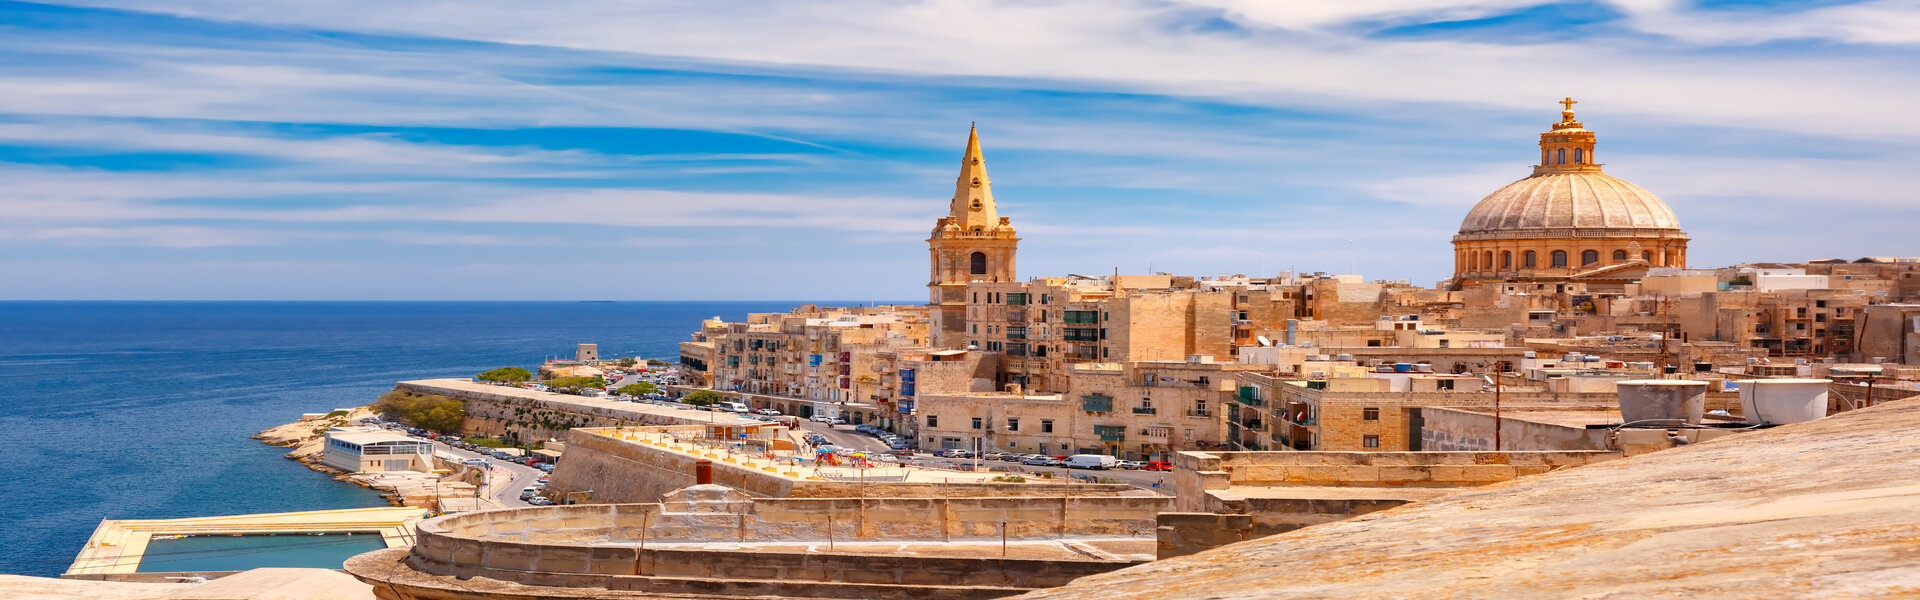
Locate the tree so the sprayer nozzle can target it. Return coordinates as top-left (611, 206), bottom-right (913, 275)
top-left (681, 390), bottom-right (724, 406)
top-left (372, 390), bottom-right (466, 433)
top-left (616, 382), bottom-right (658, 397)
top-left (646, 359), bottom-right (671, 367)
top-left (475, 367), bottom-right (532, 384)
top-left (615, 357), bottom-right (638, 367)
top-left (548, 376), bottom-right (606, 394)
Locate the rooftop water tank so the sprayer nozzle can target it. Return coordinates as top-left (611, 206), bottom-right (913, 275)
top-left (1735, 379), bottom-right (1831, 425)
top-left (1616, 380), bottom-right (1709, 425)
top-left (1393, 362), bottom-right (1412, 373)
top-left (1335, 353), bottom-right (1354, 361)
top-left (1413, 363), bottom-right (1435, 373)
top-left (1523, 351), bottom-right (1537, 359)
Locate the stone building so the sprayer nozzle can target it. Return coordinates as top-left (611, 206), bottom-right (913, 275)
top-left (916, 356), bottom-right (1257, 460)
top-left (928, 125), bottom-right (1019, 349)
top-left (1451, 99), bottom-right (1689, 289)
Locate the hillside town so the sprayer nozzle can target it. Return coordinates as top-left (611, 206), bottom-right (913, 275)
top-left (670, 108), bottom-right (1920, 463)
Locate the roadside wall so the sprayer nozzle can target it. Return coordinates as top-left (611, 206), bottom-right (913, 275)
top-left (1418, 408), bottom-right (1612, 451)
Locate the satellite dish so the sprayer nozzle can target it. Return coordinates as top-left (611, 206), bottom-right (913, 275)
top-left (1255, 335), bottom-right (1273, 347)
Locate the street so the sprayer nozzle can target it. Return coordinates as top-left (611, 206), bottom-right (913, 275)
top-left (787, 420), bottom-right (1172, 494)
top-left (428, 439), bottom-right (546, 508)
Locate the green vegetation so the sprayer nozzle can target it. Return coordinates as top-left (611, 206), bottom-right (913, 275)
top-left (646, 358), bottom-right (670, 366)
top-left (616, 382), bottom-right (659, 397)
top-left (372, 390), bottom-right (466, 432)
top-left (991, 475), bottom-right (1027, 483)
top-left (547, 376), bottom-right (607, 394)
top-left (323, 410), bottom-right (349, 418)
top-left (615, 357), bottom-right (638, 367)
top-left (463, 437), bottom-right (511, 448)
top-left (680, 390), bottom-right (724, 406)
top-left (475, 367), bottom-right (533, 383)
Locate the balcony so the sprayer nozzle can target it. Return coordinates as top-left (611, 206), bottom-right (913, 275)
top-left (1187, 410), bottom-right (1210, 418)
top-left (1132, 407), bottom-right (1157, 415)
top-left (1081, 394), bottom-right (1114, 412)
top-left (1094, 425), bottom-right (1125, 442)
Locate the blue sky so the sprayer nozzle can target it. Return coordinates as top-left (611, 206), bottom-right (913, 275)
top-left (2, 0), bottom-right (1917, 300)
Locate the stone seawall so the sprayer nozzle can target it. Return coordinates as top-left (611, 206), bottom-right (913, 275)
top-left (394, 379), bottom-right (715, 443)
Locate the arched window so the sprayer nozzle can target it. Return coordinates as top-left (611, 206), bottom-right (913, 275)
top-left (1557, 149), bottom-right (1565, 164)
top-left (1581, 250), bottom-right (1598, 265)
top-left (1574, 148), bottom-right (1584, 164)
top-left (1483, 251), bottom-right (1493, 271)
top-left (1523, 251), bottom-right (1537, 268)
top-left (1468, 253), bottom-right (1476, 270)
top-left (1613, 250), bottom-right (1628, 261)
top-left (969, 252), bottom-right (987, 275)
top-left (1551, 250), bottom-right (1568, 268)
top-left (1542, 149), bottom-right (1550, 165)
top-left (1502, 251), bottom-right (1512, 268)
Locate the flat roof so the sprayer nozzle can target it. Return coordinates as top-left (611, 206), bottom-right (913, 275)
top-left (329, 431), bottom-right (423, 445)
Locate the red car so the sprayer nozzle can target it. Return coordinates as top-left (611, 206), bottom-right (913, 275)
top-left (1142, 462), bottom-right (1173, 471)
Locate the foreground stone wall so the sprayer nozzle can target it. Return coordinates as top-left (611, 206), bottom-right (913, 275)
top-left (1172, 449), bottom-right (1621, 511)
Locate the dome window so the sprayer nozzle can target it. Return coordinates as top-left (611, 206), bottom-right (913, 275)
top-left (1614, 250), bottom-right (1628, 261)
top-left (970, 251), bottom-right (987, 275)
top-left (1502, 251), bottom-right (1512, 268)
top-left (1551, 250), bottom-right (1568, 268)
top-left (1643, 250), bottom-right (1653, 261)
top-left (1574, 148), bottom-right (1584, 164)
top-left (1557, 149), bottom-right (1566, 165)
top-left (1581, 250), bottom-right (1599, 265)
top-left (1524, 251), bottom-right (1537, 268)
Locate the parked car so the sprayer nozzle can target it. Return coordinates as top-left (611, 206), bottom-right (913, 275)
top-left (519, 487), bottom-right (539, 500)
top-left (756, 408), bottom-right (781, 416)
top-left (1019, 455), bottom-right (1052, 466)
top-left (1043, 457), bottom-right (1068, 467)
top-left (1117, 460), bottom-right (1144, 470)
top-left (998, 453), bottom-right (1025, 462)
top-left (1142, 462), bottom-right (1173, 471)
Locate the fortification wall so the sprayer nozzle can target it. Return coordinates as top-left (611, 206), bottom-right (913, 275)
top-left (547, 428), bottom-right (1138, 504)
top-left (1172, 449), bottom-right (1621, 511)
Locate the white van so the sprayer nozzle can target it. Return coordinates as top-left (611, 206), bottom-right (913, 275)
top-left (1065, 454), bottom-right (1119, 470)
top-left (722, 402), bottom-right (751, 414)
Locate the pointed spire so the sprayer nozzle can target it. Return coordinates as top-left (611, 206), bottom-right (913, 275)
top-left (949, 123), bottom-right (998, 231)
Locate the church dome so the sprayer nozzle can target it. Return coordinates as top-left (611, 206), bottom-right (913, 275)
top-left (1458, 171), bottom-right (1680, 235)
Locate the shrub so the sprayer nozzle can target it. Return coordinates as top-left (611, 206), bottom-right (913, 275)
top-left (372, 390), bottom-right (466, 432)
top-left (992, 475), bottom-right (1026, 483)
top-left (476, 367), bottom-right (533, 383)
top-left (548, 376), bottom-right (606, 394)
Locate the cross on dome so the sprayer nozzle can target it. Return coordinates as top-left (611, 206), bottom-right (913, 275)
top-left (1560, 97), bottom-right (1577, 111)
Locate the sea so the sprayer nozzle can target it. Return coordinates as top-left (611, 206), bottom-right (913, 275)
top-left (0, 300), bottom-right (834, 578)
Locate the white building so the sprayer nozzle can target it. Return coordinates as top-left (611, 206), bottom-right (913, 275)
top-left (323, 428), bottom-right (434, 473)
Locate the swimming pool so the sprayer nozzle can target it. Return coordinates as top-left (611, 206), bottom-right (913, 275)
top-left (134, 533), bottom-right (388, 572)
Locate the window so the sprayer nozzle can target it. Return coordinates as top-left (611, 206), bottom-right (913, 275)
top-left (1573, 148), bottom-right (1584, 163)
top-left (1643, 250), bottom-right (1652, 261)
top-left (1524, 251), bottom-right (1537, 268)
top-left (1551, 250), bottom-right (1568, 268)
top-left (1366, 340), bottom-right (1381, 347)
top-left (972, 292), bottom-right (978, 303)
top-left (1613, 250), bottom-right (1627, 261)
top-left (1064, 310), bottom-right (1099, 324)
top-left (927, 416), bottom-right (938, 428)
top-left (1007, 418), bottom-right (1019, 431)
top-left (1437, 379), bottom-right (1455, 390)
top-left (1557, 148), bottom-right (1565, 164)
top-left (1502, 251), bottom-right (1512, 268)
top-left (1362, 407), bottom-right (1379, 421)
top-left (1006, 293), bottom-right (1027, 306)
top-left (971, 417), bottom-right (982, 430)
top-left (970, 252), bottom-right (987, 275)
top-left (1363, 435), bottom-right (1380, 448)
top-left (1438, 339), bottom-right (1450, 348)
top-left (1041, 419), bottom-right (1054, 433)
top-left (1581, 250), bottom-right (1598, 265)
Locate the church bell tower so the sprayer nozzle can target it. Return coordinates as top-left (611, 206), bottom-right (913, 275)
top-left (928, 124), bottom-right (1018, 348)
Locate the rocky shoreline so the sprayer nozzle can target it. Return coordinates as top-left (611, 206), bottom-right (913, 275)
top-left (252, 406), bottom-right (407, 506)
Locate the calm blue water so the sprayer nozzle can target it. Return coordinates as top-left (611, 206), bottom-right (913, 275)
top-left (135, 533), bottom-right (388, 573)
top-left (0, 301), bottom-right (822, 577)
